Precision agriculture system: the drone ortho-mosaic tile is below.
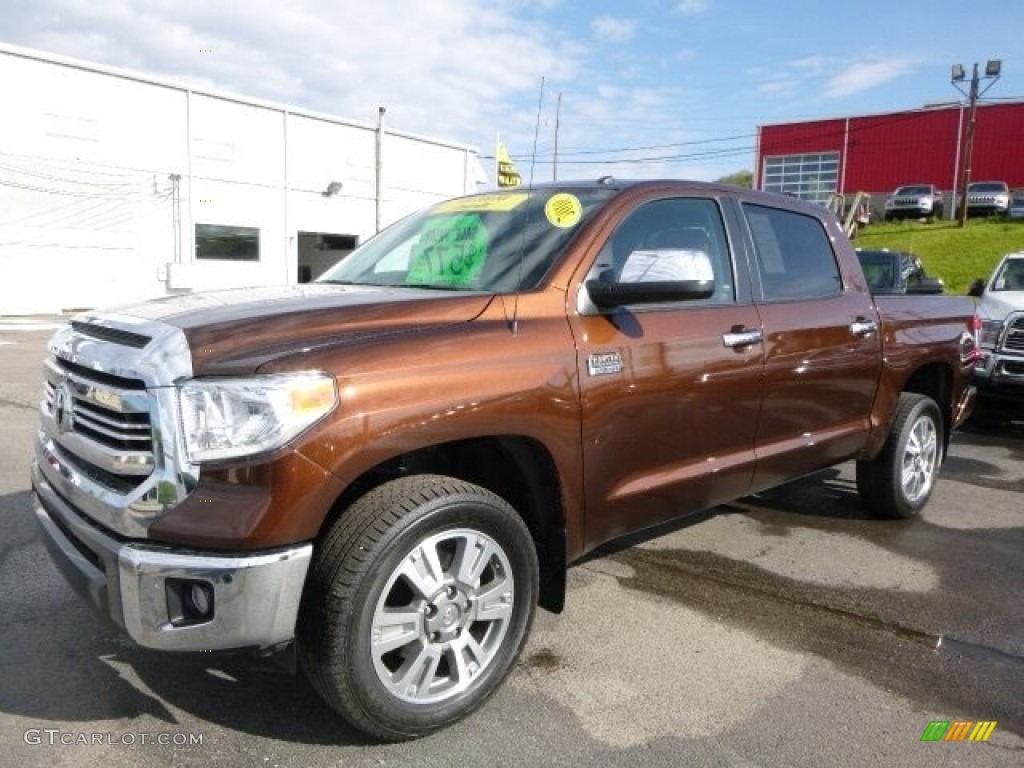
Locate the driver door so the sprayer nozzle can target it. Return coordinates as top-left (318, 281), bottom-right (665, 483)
top-left (568, 196), bottom-right (764, 550)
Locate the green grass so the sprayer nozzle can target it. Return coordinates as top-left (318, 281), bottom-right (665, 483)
top-left (853, 218), bottom-right (1024, 293)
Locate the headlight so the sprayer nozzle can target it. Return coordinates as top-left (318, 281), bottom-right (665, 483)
top-left (178, 372), bottom-right (338, 462)
top-left (979, 320), bottom-right (1003, 348)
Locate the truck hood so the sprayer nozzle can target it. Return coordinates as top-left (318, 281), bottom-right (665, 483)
top-left (977, 291), bottom-right (1024, 321)
top-left (103, 284), bottom-right (495, 376)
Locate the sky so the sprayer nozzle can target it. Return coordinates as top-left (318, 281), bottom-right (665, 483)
top-left (1, 0), bottom-right (1021, 185)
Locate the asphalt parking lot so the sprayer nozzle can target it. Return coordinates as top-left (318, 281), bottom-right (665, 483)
top-left (1, 322), bottom-right (1022, 768)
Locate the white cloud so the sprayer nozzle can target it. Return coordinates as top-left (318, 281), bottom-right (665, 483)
top-left (591, 15), bottom-right (636, 43)
top-left (675, 0), bottom-right (710, 14)
top-left (0, 0), bottom-right (585, 152)
top-left (747, 53), bottom-right (916, 101)
top-left (824, 56), bottom-right (918, 99)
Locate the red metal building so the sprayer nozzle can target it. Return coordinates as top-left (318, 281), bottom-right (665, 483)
top-left (755, 100), bottom-right (1024, 209)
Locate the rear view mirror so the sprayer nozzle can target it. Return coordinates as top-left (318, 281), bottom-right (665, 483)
top-left (967, 278), bottom-right (985, 298)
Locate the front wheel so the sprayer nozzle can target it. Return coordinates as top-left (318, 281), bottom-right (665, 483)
top-left (856, 393), bottom-right (942, 519)
top-left (298, 475), bottom-right (538, 741)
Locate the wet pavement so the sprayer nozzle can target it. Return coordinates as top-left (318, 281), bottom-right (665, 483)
top-left (2, 328), bottom-right (1022, 767)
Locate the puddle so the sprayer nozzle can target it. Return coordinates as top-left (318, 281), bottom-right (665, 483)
top-left (637, 513), bottom-right (939, 592)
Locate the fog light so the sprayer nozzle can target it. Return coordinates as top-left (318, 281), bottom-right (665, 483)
top-left (166, 578), bottom-right (215, 625)
top-left (186, 582), bottom-right (214, 620)
top-left (189, 582), bottom-right (213, 617)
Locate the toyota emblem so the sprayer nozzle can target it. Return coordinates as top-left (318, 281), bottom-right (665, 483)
top-left (53, 382), bottom-right (75, 433)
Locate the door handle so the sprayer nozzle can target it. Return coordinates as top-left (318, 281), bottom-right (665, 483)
top-left (850, 320), bottom-right (878, 337)
top-left (722, 329), bottom-right (763, 348)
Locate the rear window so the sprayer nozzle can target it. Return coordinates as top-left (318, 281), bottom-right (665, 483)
top-left (744, 204), bottom-right (842, 301)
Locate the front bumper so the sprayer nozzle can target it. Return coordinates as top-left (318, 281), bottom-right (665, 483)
top-left (886, 204), bottom-right (936, 218)
top-left (31, 460), bottom-right (312, 652)
top-left (973, 353), bottom-right (1024, 398)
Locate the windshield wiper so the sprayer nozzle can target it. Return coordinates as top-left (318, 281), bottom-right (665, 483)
top-left (391, 283), bottom-right (468, 291)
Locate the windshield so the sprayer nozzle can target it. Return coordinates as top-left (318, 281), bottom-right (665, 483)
top-left (969, 182), bottom-right (1008, 193)
top-left (992, 258), bottom-right (1024, 292)
top-left (318, 188), bottom-right (616, 292)
top-left (895, 186), bottom-right (932, 196)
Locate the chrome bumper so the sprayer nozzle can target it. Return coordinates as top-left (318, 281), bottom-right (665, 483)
top-left (974, 352), bottom-right (1024, 396)
top-left (31, 461), bottom-right (312, 652)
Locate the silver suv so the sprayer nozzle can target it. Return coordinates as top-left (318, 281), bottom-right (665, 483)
top-left (883, 184), bottom-right (944, 221)
top-left (964, 181), bottom-right (1011, 217)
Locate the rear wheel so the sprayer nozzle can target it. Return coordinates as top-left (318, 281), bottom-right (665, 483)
top-left (856, 393), bottom-right (942, 519)
top-left (298, 475), bottom-right (538, 741)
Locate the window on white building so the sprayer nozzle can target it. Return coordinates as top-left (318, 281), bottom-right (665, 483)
top-left (195, 224), bottom-right (260, 261)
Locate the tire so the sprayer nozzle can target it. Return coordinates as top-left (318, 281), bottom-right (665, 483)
top-left (297, 474), bottom-right (539, 741)
top-left (856, 393), bottom-right (942, 519)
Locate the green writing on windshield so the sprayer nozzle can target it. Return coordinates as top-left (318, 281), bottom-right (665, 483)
top-left (406, 214), bottom-right (489, 287)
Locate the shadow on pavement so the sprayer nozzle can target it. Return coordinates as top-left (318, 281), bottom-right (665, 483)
top-left (0, 489), bottom-right (369, 746)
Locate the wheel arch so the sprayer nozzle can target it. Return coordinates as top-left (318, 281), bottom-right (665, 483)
top-left (318, 435), bottom-right (567, 613)
top-left (901, 362), bottom-right (953, 457)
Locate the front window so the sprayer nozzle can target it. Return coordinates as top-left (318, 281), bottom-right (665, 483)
top-left (857, 250), bottom-right (897, 294)
top-left (992, 259), bottom-right (1024, 292)
top-left (318, 188), bottom-right (615, 292)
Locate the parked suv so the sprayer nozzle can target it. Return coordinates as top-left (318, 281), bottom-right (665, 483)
top-left (883, 184), bottom-right (944, 221)
top-left (963, 181), bottom-right (1011, 217)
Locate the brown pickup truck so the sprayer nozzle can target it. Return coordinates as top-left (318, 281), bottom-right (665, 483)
top-left (32, 180), bottom-right (977, 740)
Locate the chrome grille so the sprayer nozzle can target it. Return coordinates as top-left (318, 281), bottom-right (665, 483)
top-left (35, 313), bottom-right (197, 539)
top-left (42, 355), bottom-right (155, 491)
top-left (1002, 316), bottom-right (1024, 353)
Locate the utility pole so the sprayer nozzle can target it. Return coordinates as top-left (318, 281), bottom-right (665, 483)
top-left (951, 60), bottom-right (1002, 228)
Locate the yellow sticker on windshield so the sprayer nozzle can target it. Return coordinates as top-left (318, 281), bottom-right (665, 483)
top-left (433, 193), bottom-right (529, 214)
top-left (545, 193), bottom-right (582, 228)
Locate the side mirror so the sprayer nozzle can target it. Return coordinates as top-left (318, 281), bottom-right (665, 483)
top-left (906, 277), bottom-right (945, 295)
top-left (586, 248), bottom-right (715, 309)
top-left (967, 278), bottom-right (985, 298)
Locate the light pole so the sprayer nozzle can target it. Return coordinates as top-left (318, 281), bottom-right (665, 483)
top-left (951, 60), bottom-right (1002, 227)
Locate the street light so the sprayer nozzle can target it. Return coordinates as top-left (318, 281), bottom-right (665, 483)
top-left (951, 60), bottom-right (1003, 227)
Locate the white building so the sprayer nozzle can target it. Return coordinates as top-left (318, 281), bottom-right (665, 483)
top-left (0, 43), bottom-right (487, 315)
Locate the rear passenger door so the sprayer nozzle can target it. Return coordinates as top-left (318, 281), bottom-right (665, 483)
top-left (740, 203), bottom-right (882, 492)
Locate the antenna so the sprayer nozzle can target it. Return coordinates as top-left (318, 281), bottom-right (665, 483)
top-left (553, 92), bottom-right (562, 182)
top-left (508, 76), bottom-right (546, 335)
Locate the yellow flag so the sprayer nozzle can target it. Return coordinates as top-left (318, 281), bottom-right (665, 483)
top-left (496, 138), bottom-right (522, 188)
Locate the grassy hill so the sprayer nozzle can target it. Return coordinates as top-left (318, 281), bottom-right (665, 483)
top-left (853, 218), bottom-right (1024, 293)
